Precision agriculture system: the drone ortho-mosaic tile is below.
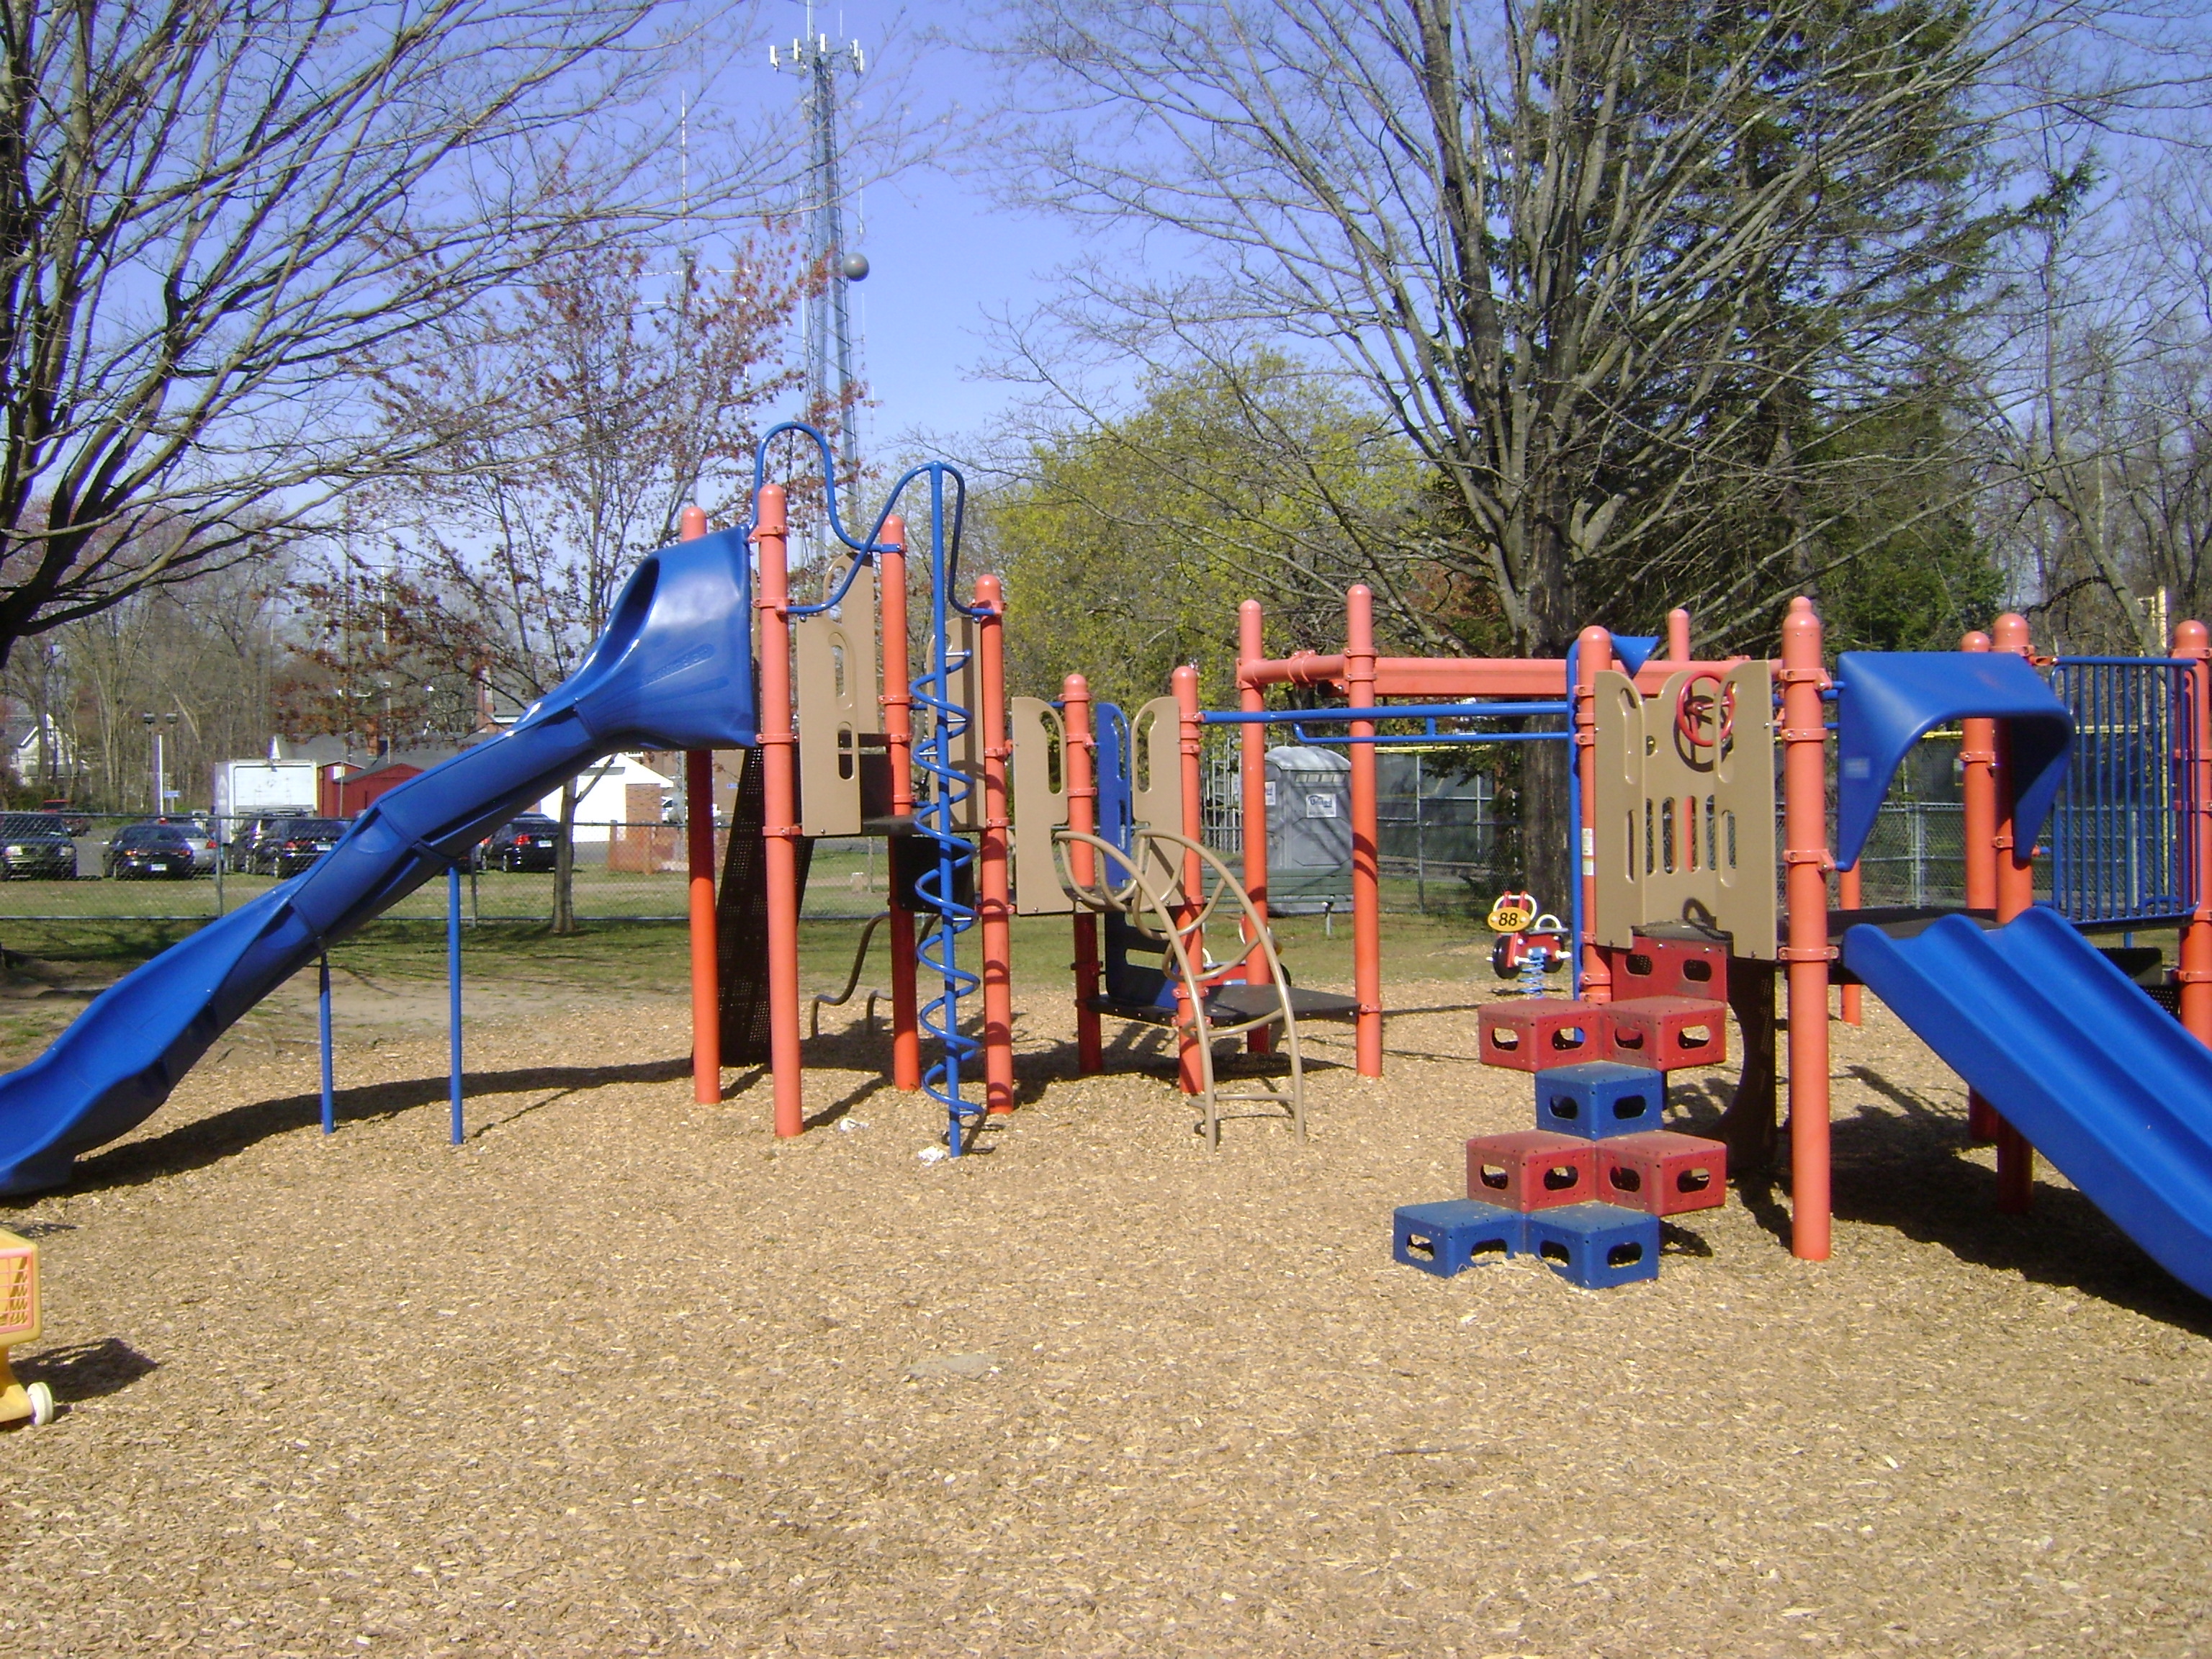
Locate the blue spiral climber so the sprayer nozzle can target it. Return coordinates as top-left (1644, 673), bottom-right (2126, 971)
top-left (907, 467), bottom-right (988, 1153)
top-left (744, 430), bottom-right (986, 1153)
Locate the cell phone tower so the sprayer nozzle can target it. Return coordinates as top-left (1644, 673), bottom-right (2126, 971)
top-left (771, 18), bottom-right (868, 469)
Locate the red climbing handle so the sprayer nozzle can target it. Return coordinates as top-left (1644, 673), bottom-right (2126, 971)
top-left (1675, 671), bottom-right (1735, 750)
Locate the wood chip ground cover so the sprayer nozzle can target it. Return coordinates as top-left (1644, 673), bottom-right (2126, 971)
top-left (4, 940), bottom-right (2211, 1656)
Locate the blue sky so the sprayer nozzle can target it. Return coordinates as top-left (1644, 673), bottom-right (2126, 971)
top-left (737, 0), bottom-right (1134, 458)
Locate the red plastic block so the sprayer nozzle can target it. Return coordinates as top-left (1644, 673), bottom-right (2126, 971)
top-left (1465, 1130), bottom-right (1599, 1213)
top-left (1478, 999), bottom-right (1607, 1072)
top-left (1611, 935), bottom-right (1730, 1002)
top-left (1597, 1130), bottom-right (1728, 1216)
top-left (1602, 995), bottom-right (1728, 1071)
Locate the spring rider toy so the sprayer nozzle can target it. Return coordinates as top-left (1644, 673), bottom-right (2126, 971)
top-left (1488, 886), bottom-right (1570, 997)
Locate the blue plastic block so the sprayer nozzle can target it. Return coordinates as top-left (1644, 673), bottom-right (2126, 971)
top-left (1393, 1199), bottom-right (1526, 1277)
top-left (1534, 1060), bottom-right (1665, 1140)
top-left (1524, 1203), bottom-right (1662, 1289)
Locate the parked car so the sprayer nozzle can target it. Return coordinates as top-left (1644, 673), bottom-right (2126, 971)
top-left (269, 817), bottom-right (350, 878)
top-left (0, 812), bottom-right (78, 879)
top-left (227, 813), bottom-right (305, 875)
top-left (154, 814), bottom-right (221, 873)
top-left (477, 813), bottom-right (560, 872)
top-left (38, 799), bottom-right (91, 836)
top-left (104, 822), bottom-right (199, 880)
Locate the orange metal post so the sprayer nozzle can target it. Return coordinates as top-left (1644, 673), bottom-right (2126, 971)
top-left (1238, 600), bottom-right (1274, 1055)
top-left (878, 517), bottom-right (922, 1092)
top-left (1988, 612), bottom-right (2037, 1209)
top-left (2174, 621), bottom-right (2212, 1046)
top-left (1959, 629), bottom-right (1998, 1139)
top-left (1780, 597), bottom-right (1833, 1261)
top-left (755, 485), bottom-right (804, 1138)
top-left (1063, 673), bottom-right (1105, 1074)
top-left (1838, 861), bottom-right (1863, 1026)
top-left (1666, 606), bottom-right (1691, 664)
top-left (681, 505), bottom-right (721, 1105)
top-left (1172, 664), bottom-right (1208, 1094)
top-left (1346, 587), bottom-right (1384, 1076)
top-left (1574, 627), bottom-right (1614, 1004)
top-left (975, 575), bottom-right (1016, 1115)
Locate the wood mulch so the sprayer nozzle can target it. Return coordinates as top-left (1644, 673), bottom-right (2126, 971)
top-left (4, 960), bottom-right (2211, 1656)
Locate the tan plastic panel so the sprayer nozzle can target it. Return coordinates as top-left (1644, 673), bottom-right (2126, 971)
top-left (1128, 694), bottom-right (1185, 903)
top-left (1009, 696), bottom-right (1073, 914)
top-left (1592, 668), bottom-right (1646, 951)
top-left (947, 615), bottom-right (981, 832)
top-left (793, 558), bottom-right (878, 836)
top-left (1592, 661), bottom-right (1777, 959)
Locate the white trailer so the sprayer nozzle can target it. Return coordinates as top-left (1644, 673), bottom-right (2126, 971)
top-left (211, 760), bottom-right (319, 825)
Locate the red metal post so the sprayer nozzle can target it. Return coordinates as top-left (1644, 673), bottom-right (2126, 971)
top-left (1346, 586), bottom-right (1384, 1076)
top-left (2174, 621), bottom-right (2212, 1047)
top-left (1063, 673), bottom-right (1105, 1074)
top-left (1574, 626), bottom-right (1614, 1004)
top-left (1959, 629), bottom-right (1998, 1139)
top-left (1956, 632), bottom-right (2000, 1136)
top-left (1173, 663), bottom-right (1208, 1094)
top-left (681, 505), bottom-right (720, 1105)
top-left (878, 517), bottom-right (922, 1092)
top-left (975, 575), bottom-right (1016, 1115)
top-left (1781, 596), bottom-right (1833, 1262)
top-left (1990, 611), bottom-right (2036, 1210)
top-left (755, 485), bottom-right (804, 1138)
top-left (1238, 600), bottom-right (1273, 1055)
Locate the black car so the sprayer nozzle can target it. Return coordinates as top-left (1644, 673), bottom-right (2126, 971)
top-left (477, 813), bottom-right (560, 872)
top-left (228, 813), bottom-right (305, 874)
top-left (104, 822), bottom-right (197, 880)
top-left (0, 812), bottom-right (78, 879)
top-left (269, 817), bottom-right (349, 878)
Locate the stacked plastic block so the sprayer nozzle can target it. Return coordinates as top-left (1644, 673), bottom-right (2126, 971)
top-left (1393, 1059), bottom-right (1727, 1290)
top-left (1476, 935), bottom-right (1730, 1074)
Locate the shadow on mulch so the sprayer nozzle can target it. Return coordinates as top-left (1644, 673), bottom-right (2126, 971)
top-left (65, 1057), bottom-right (692, 1195)
top-left (14, 1336), bottom-right (159, 1401)
top-left (1683, 1061), bottom-right (2212, 1336)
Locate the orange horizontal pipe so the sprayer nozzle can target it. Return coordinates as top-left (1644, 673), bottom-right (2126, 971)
top-left (1240, 654), bottom-right (1750, 700)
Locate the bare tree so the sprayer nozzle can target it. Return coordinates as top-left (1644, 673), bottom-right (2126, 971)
top-left (1971, 143), bottom-right (2212, 652)
top-left (980, 0), bottom-right (2068, 645)
top-left (977, 0), bottom-right (2097, 893)
top-left (0, 0), bottom-right (812, 673)
top-left (355, 241), bottom-right (804, 930)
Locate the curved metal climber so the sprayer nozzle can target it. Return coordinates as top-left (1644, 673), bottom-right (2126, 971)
top-left (1054, 825), bottom-right (1308, 1148)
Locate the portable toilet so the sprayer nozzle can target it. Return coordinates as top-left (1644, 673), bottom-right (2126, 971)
top-left (1266, 745), bottom-right (1352, 914)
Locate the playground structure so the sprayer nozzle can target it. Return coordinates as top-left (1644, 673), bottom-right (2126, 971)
top-left (7, 419), bottom-right (2212, 1377)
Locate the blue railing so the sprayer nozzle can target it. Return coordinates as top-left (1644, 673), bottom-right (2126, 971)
top-left (2049, 657), bottom-right (2197, 927)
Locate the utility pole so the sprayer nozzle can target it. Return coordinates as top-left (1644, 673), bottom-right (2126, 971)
top-left (771, 12), bottom-right (868, 481)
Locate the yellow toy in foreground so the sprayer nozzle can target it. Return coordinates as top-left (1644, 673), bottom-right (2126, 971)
top-left (0, 1226), bottom-right (54, 1427)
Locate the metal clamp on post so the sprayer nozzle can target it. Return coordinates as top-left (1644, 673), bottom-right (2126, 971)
top-left (1778, 943), bottom-right (1839, 963)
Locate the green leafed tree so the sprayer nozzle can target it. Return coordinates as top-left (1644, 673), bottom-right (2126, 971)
top-left (981, 354), bottom-right (1443, 716)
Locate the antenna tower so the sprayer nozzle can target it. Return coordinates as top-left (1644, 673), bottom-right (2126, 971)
top-left (771, 17), bottom-right (867, 471)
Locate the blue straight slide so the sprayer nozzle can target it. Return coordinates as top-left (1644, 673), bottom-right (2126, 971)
top-left (0, 534), bottom-right (757, 1196)
top-left (1844, 906), bottom-right (2212, 1299)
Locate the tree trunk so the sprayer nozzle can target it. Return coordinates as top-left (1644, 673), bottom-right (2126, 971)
top-left (552, 777), bottom-right (580, 935)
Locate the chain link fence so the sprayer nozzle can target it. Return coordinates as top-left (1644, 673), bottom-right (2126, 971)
top-left (0, 802), bottom-right (1975, 928)
top-left (0, 816), bottom-right (893, 925)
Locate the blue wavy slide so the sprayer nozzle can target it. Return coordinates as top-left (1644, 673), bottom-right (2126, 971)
top-left (0, 533), bottom-right (757, 1196)
top-left (1844, 906), bottom-right (2212, 1299)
